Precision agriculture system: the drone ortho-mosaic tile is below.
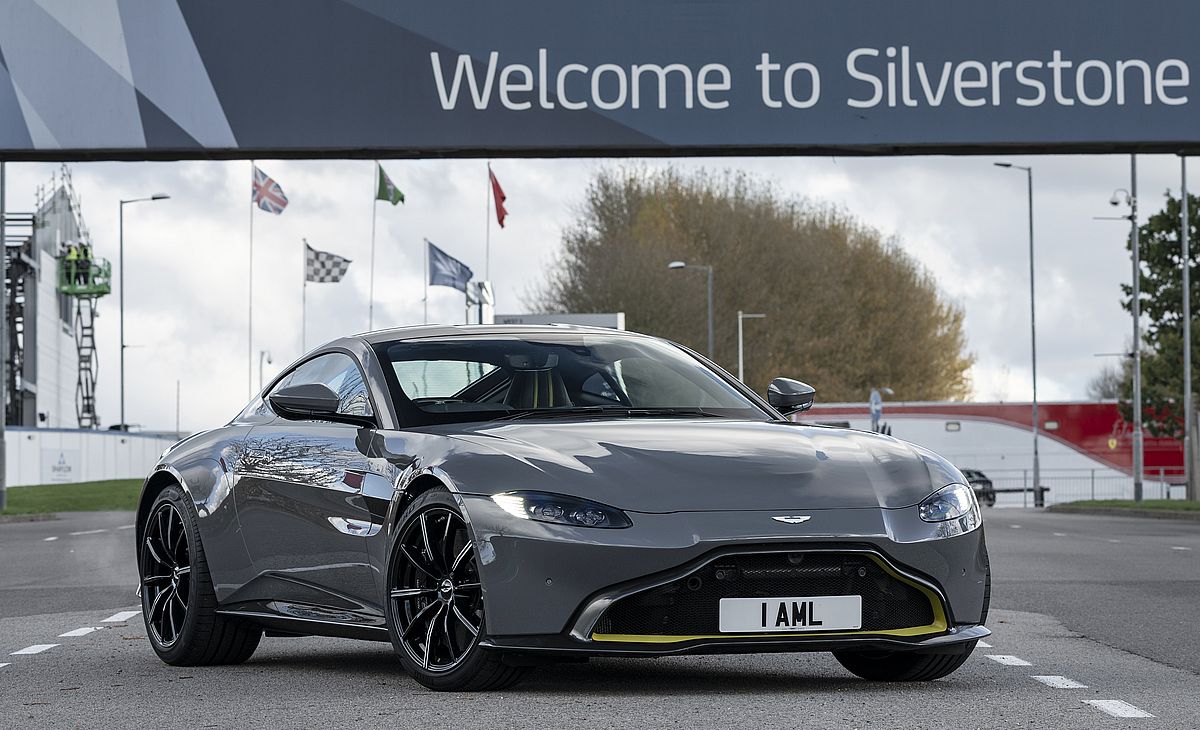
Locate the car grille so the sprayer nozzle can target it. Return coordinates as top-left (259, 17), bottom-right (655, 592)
top-left (591, 552), bottom-right (938, 637)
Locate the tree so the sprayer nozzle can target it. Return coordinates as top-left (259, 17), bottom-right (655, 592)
top-left (529, 168), bottom-right (974, 401)
top-left (1086, 359), bottom-right (1130, 400)
top-left (1117, 190), bottom-right (1199, 438)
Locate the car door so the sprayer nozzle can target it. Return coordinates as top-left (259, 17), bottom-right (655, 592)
top-left (235, 351), bottom-right (384, 622)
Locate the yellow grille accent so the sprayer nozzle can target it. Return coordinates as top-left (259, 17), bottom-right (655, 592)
top-left (590, 554), bottom-right (948, 644)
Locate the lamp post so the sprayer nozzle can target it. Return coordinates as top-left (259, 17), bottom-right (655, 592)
top-left (994, 162), bottom-right (1042, 499)
top-left (259, 350), bottom-right (272, 392)
top-left (1108, 156), bottom-right (1145, 501)
top-left (736, 311), bottom-right (766, 382)
top-left (119, 193), bottom-right (169, 431)
top-left (668, 261), bottom-right (714, 359)
top-left (1182, 156), bottom-right (1195, 501)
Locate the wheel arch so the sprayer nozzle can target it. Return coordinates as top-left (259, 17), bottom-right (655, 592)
top-left (136, 467), bottom-right (191, 557)
top-left (390, 472), bottom-right (455, 534)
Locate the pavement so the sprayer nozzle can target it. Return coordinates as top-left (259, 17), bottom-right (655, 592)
top-left (1, 508), bottom-right (1197, 728)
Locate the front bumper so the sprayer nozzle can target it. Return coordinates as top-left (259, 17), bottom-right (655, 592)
top-left (481, 624), bottom-right (991, 657)
top-left (460, 495), bottom-right (990, 653)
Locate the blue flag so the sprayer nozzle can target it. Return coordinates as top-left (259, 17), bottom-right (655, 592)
top-left (427, 241), bottom-right (473, 293)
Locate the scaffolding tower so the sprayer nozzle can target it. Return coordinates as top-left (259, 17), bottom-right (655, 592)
top-left (3, 212), bottom-right (36, 427)
top-left (4, 165), bottom-right (111, 429)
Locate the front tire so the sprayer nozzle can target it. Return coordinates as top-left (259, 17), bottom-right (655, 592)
top-left (139, 485), bottom-right (262, 665)
top-left (385, 488), bottom-right (527, 691)
top-left (833, 641), bottom-right (976, 681)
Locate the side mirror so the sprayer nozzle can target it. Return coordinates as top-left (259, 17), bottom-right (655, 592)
top-left (269, 383), bottom-right (373, 427)
top-left (767, 377), bottom-right (816, 415)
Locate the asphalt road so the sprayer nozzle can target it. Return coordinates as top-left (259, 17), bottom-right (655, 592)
top-left (1, 508), bottom-right (1197, 728)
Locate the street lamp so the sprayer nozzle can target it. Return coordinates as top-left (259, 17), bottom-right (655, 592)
top-left (736, 311), bottom-right (766, 382)
top-left (259, 350), bottom-right (273, 392)
top-left (119, 193), bottom-right (170, 431)
top-left (668, 260), bottom-right (714, 358)
top-left (994, 161), bottom-right (1042, 499)
top-left (1106, 156), bottom-right (1145, 501)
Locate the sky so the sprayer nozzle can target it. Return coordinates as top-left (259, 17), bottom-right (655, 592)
top-left (1, 153), bottom-right (1184, 433)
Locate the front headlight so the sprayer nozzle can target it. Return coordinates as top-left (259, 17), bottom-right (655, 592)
top-left (917, 483), bottom-right (980, 538)
top-left (492, 491), bottom-right (632, 529)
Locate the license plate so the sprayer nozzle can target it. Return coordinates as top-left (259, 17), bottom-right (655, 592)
top-left (718, 595), bottom-right (862, 633)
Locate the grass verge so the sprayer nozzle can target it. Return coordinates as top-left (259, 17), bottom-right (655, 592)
top-left (1056, 499), bottom-right (1200, 512)
top-left (0, 479), bottom-right (143, 515)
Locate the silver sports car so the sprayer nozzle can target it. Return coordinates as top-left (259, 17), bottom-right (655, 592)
top-left (136, 325), bottom-right (990, 690)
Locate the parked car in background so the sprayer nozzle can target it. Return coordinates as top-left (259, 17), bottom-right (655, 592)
top-left (960, 469), bottom-right (997, 507)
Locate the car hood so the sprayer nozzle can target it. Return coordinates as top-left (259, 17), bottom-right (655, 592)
top-left (437, 419), bottom-right (962, 513)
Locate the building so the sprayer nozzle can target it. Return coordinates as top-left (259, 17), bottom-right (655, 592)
top-left (5, 165), bottom-right (108, 430)
top-left (2, 166), bottom-right (173, 487)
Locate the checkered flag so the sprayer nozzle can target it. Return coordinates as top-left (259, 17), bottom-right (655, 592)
top-left (305, 242), bottom-right (352, 283)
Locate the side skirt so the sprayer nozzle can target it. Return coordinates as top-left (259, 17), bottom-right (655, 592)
top-left (217, 602), bottom-right (391, 643)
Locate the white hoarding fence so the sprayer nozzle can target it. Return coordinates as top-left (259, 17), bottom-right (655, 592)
top-left (6, 428), bottom-right (179, 486)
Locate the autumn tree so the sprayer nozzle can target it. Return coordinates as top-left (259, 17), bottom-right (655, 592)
top-left (529, 168), bottom-right (974, 402)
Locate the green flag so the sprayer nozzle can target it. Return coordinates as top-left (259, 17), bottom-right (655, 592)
top-left (376, 163), bottom-right (405, 205)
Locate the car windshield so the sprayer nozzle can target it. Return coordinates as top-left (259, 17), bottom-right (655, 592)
top-left (376, 333), bottom-right (771, 425)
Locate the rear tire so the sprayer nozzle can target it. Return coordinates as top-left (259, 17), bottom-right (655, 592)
top-left (139, 485), bottom-right (262, 666)
top-left (385, 488), bottom-right (528, 691)
top-left (833, 641), bottom-right (976, 681)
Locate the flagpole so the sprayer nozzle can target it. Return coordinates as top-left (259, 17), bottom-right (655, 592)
top-left (485, 161), bottom-right (492, 281)
top-left (369, 161), bottom-right (378, 331)
top-left (248, 160), bottom-right (255, 399)
top-left (423, 238), bottom-right (429, 324)
top-left (301, 240), bottom-right (307, 353)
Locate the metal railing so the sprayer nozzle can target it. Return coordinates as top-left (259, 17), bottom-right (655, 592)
top-left (982, 467), bottom-right (1185, 508)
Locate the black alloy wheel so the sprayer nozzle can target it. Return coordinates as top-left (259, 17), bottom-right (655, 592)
top-left (834, 641), bottom-right (977, 681)
top-left (141, 502), bottom-right (192, 648)
top-left (138, 485), bottom-right (262, 665)
top-left (391, 506), bottom-right (483, 671)
top-left (386, 489), bottom-right (527, 690)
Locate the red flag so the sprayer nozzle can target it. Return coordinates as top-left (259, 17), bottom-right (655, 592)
top-left (489, 166), bottom-right (508, 228)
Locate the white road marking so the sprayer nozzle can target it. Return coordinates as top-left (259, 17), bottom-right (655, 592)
top-left (69, 529), bottom-right (108, 536)
top-left (42, 536), bottom-right (59, 542)
top-left (977, 640), bottom-right (992, 648)
top-left (1084, 700), bottom-right (1154, 718)
top-left (0, 663), bottom-right (9, 669)
top-left (1053, 532), bottom-right (1068, 537)
top-left (987, 655), bottom-right (1032, 666)
top-left (1171, 546), bottom-right (1192, 551)
top-left (58, 627), bottom-right (103, 638)
top-left (1033, 675), bottom-right (1088, 689)
top-left (1009, 524), bottom-right (1022, 529)
top-left (10, 644), bottom-right (57, 655)
top-left (102, 610), bottom-right (141, 623)
top-left (117, 524), bottom-right (135, 530)
top-left (1107, 539), bottom-right (1121, 543)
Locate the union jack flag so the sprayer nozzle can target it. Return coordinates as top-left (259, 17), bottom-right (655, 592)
top-left (252, 165), bottom-right (289, 214)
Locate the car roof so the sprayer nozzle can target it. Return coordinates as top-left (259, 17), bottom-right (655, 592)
top-left (355, 323), bottom-right (653, 345)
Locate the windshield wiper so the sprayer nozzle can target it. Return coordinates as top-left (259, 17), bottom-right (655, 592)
top-left (496, 406), bottom-right (724, 421)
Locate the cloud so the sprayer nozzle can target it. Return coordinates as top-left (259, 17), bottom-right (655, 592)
top-left (2, 152), bottom-right (1177, 431)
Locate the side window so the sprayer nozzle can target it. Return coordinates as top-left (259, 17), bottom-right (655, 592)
top-left (274, 353), bottom-right (374, 418)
